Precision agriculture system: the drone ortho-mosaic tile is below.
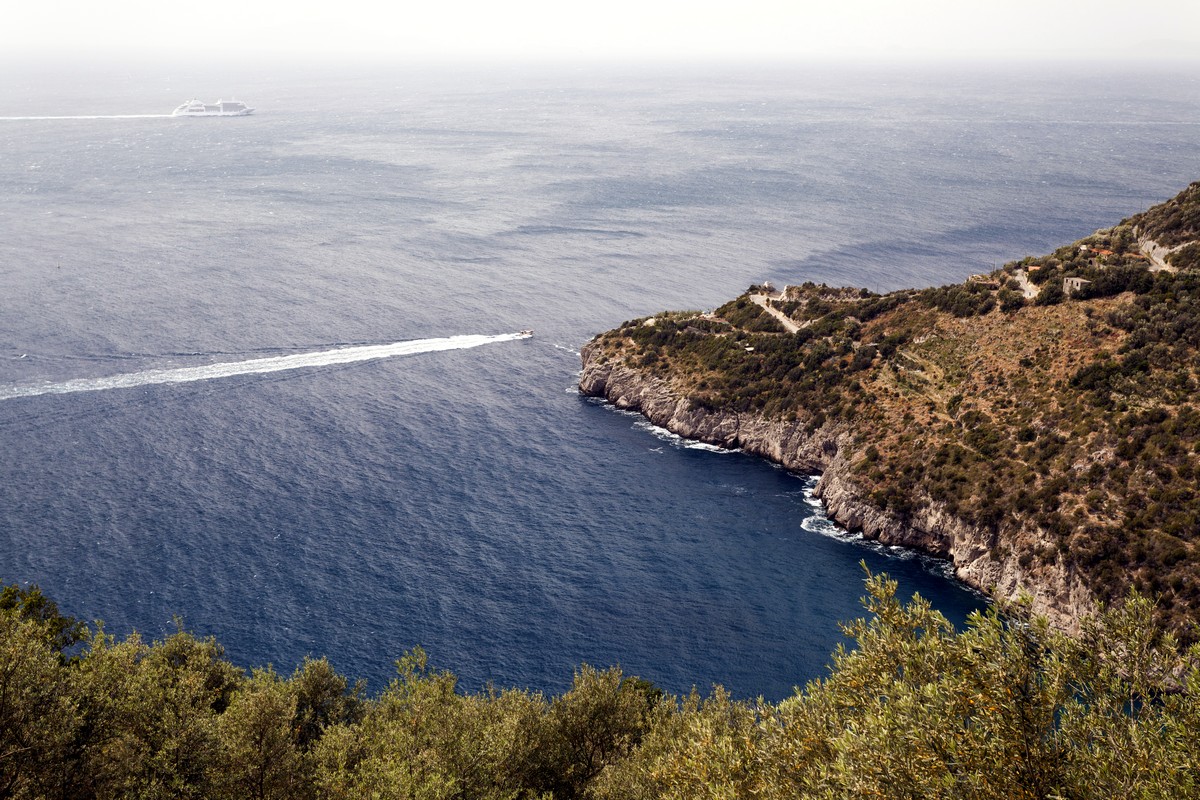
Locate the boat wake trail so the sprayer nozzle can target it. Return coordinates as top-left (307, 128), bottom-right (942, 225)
top-left (0, 114), bottom-right (175, 121)
top-left (0, 333), bottom-right (526, 401)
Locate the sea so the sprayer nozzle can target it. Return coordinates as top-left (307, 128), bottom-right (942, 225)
top-left (1, 58), bottom-right (1198, 700)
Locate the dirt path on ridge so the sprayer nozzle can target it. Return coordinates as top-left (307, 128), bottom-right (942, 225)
top-left (750, 293), bottom-right (801, 333)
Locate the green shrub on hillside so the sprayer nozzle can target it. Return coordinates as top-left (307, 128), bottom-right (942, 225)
top-left (714, 298), bottom-right (786, 333)
top-left (5, 578), bottom-right (1200, 799)
top-left (1126, 181), bottom-right (1200, 247)
top-left (920, 281), bottom-right (997, 317)
top-left (593, 239), bottom-right (1200, 632)
top-left (1170, 242), bottom-right (1200, 270)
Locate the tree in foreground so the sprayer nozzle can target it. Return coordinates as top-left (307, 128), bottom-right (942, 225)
top-left (3, 574), bottom-right (1200, 799)
top-left (592, 569), bottom-right (1200, 800)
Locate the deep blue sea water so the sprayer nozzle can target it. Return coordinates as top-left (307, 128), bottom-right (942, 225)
top-left (2, 59), bottom-right (1198, 700)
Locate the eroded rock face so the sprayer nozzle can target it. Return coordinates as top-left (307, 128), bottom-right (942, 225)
top-left (579, 341), bottom-right (1095, 630)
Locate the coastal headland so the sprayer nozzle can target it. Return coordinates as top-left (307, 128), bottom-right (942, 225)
top-left (581, 181), bottom-right (1200, 634)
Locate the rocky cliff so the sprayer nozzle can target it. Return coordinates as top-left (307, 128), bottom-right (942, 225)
top-left (580, 343), bottom-right (1097, 631)
top-left (575, 182), bottom-right (1200, 636)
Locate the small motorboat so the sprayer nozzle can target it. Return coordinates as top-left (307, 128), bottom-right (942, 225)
top-left (518, 329), bottom-right (534, 337)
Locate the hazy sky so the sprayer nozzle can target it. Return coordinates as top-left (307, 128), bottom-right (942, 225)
top-left (8, 0), bottom-right (1200, 62)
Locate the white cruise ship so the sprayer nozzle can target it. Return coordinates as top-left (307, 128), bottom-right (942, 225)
top-left (172, 99), bottom-right (254, 117)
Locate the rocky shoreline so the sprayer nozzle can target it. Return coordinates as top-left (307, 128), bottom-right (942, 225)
top-left (579, 341), bottom-right (1096, 631)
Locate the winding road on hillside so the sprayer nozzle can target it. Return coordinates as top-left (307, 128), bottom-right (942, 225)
top-left (1013, 270), bottom-right (1039, 299)
top-left (750, 292), bottom-right (802, 333)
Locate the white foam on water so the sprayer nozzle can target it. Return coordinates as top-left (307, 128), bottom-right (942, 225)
top-left (0, 333), bottom-right (524, 401)
top-left (630, 417), bottom-right (740, 454)
top-left (580, 393), bottom-right (741, 453)
top-left (0, 115), bottom-right (176, 121)
top-left (798, 476), bottom-right (962, 579)
top-left (684, 440), bottom-right (735, 453)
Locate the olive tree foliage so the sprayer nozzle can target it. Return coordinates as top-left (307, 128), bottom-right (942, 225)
top-left (68, 627), bottom-right (244, 800)
top-left (5, 577), bottom-right (1200, 800)
top-left (0, 614), bottom-right (79, 800)
top-left (0, 593), bottom-right (357, 800)
top-left (590, 687), bottom-right (757, 800)
top-left (592, 569), bottom-right (1076, 800)
top-left (0, 585), bottom-right (86, 655)
top-left (598, 570), bottom-right (1200, 800)
top-left (800, 574), bottom-right (1200, 800)
top-left (210, 668), bottom-right (306, 800)
top-left (209, 657), bottom-right (365, 800)
top-left (291, 656), bottom-right (365, 752)
top-left (313, 646), bottom-right (546, 800)
top-left (760, 571), bottom-right (1075, 800)
top-left (312, 649), bottom-right (659, 800)
top-left (1056, 596), bottom-right (1200, 799)
top-left (528, 665), bottom-right (660, 799)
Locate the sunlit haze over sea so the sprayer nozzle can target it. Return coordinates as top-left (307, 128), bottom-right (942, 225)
top-left (2, 60), bottom-right (1198, 699)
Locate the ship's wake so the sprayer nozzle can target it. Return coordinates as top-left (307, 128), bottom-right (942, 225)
top-left (0, 114), bottom-right (176, 121)
top-left (0, 333), bottom-right (526, 401)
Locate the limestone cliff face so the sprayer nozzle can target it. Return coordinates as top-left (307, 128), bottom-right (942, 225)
top-left (579, 341), bottom-right (1096, 630)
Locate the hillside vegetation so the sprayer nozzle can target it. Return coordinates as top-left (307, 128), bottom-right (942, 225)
top-left (5, 578), bottom-right (1200, 800)
top-left (1128, 180), bottom-right (1200, 268)
top-left (586, 182), bottom-right (1200, 634)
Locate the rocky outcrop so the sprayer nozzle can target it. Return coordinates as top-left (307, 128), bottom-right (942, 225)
top-left (579, 341), bottom-right (1096, 630)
